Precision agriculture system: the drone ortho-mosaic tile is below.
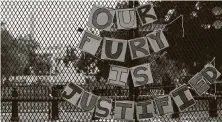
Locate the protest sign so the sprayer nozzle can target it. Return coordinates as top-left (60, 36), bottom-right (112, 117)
top-left (62, 3), bottom-right (222, 121)
top-left (170, 84), bottom-right (196, 112)
top-left (78, 91), bottom-right (99, 113)
top-left (146, 30), bottom-right (169, 52)
top-left (128, 37), bottom-right (150, 60)
top-left (130, 63), bottom-right (153, 87)
top-left (78, 31), bottom-right (102, 55)
top-left (101, 37), bottom-right (127, 62)
top-left (136, 4), bottom-right (157, 26)
top-left (154, 95), bottom-right (174, 116)
top-left (116, 8), bottom-right (137, 30)
top-left (88, 5), bottom-right (115, 31)
top-left (108, 65), bottom-right (129, 87)
top-left (188, 73), bottom-right (210, 96)
top-left (114, 101), bottom-right (134, 121)
top-left (136, 100), bottom-right (155, 120)
top-left (200, 63), bottom-right (221, 84)
top-left (95, 97), bottom-right (113, 119)
top-left (62, 82), bottom-right (84, 106)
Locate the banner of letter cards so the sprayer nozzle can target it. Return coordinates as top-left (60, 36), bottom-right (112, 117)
top-left (62, 4), bottom-right (221, 121)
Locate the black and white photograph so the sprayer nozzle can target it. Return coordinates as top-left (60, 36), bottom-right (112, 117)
top-left (1, 0), bottom-right (222, 122)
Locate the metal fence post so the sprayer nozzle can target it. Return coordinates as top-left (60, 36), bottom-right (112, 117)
top-left (11, 87), bottom-right (19, 122)
top-left (163, 73), bottom-right (180, 118)
top-left (128, 0), bottom-right (135, 99)
top-left (51, 86), bottom-right (59, 120)
top-left (128, 1), bottom-right (140, 122)
top-left (209, 98), bottom-right (218, 117)
top-left (208, 84), bottom-right (218, 117)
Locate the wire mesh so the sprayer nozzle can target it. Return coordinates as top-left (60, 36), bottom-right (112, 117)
top-left (1, 1), bottom-right (222, 122)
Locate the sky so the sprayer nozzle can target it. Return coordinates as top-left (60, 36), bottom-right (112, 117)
top-left (1, 1), bottom-right (86, 47)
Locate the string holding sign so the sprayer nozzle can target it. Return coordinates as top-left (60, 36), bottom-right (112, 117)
top-left (211, 57), bottom-right (217, 100)
top-left (88, 4), bottom-right (157, 30)
top-left (163, 15), bottom-right (185, 37)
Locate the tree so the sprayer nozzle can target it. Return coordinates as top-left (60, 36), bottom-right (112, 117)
top-left (63, 45), bottom-right (78, 67)
top-left (32, 53), bottom-right (52, 75)
top-left (1, 22), bottom-right (39, 84)
top-left (18, 34), bottom-right (40, 75)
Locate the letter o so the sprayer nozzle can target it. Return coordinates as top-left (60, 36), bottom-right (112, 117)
top-left (92, 8), bottom-right (113, 29)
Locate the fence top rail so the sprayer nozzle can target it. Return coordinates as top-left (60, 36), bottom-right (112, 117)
top-left (2, 95), bottom-right (222, 102)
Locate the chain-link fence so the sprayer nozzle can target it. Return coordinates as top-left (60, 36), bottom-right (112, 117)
top-left (1, 1), bottom-right (222, 122)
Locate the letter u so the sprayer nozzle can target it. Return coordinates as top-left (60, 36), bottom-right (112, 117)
top-left (117, 10), bottom-right (136, 28)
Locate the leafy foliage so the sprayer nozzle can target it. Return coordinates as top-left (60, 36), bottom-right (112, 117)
top-left (63, 45), bottom-right (78, 67)
top-left (1, 23), bottom-right (39, 79)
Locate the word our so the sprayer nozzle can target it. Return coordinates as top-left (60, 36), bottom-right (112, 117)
top-left (88, 4), bottom-right (157, 31)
